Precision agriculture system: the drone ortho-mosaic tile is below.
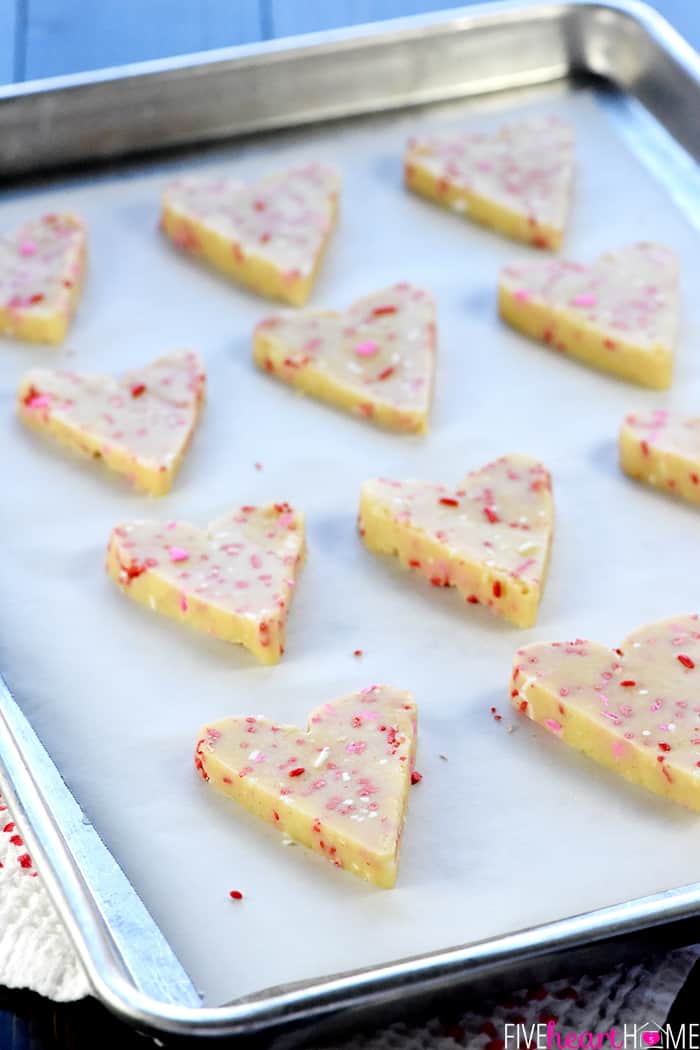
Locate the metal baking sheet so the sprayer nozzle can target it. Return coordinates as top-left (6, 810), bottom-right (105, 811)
top-left (2, 1), bottom-right (700, 1041)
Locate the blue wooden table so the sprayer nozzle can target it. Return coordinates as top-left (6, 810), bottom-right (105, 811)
top-left (0, 0), bottom-right (696, 86)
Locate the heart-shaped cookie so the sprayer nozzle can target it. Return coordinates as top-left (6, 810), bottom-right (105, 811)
top-left (107, 502), bottom-right (304, 664)
top-left (0, 212), bottom-right (86, 344)
top-left (620, 409), bottom-right (700, 506)
top-left (359, 453), bottom-right (553, 628)
top-left (405, 115), bottom-right (574, 249)
top-left (512, 615), bottom-right (700, 810)
top-left (253, 283), bottom-right (436, 433)
top-left (499, 243), bottom-right (678, 389)
top-left (196, 685), bottom-right (417, 887)
top-left (161, 162), bottom-right (340, 306)
top-left (18, 349), bottom-right (205, 495)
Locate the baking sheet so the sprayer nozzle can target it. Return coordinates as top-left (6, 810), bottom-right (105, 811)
top-left (2, 81), bottom-right (700, 1009)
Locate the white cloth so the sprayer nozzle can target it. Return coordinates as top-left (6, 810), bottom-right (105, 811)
top-left (0, 795), bottom-right (89, 1001)
top-left (0, 793), bottom-right (697, 1039)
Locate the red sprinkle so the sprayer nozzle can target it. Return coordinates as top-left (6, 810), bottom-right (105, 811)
top-left (289, 767), bottom-right (305, 778)
top-left (130, 383), bottom-right (146, 398)
top-left (194, 738), bottom-right (209, 781)
top-left (229, 890), bottom-right (243, 900)
top-left (620, 680), bottom-right (636, 688)
top-left (439, 497), bottom-right (460, 507)
top-left (17, 854), bottom-right (32, 869)
top-left (492, 580), bottom-right (502, 598)
top-left (372, 305), bottom-right (398, 317)
top-left (483, 506), bottom-right (500, 524)
top-left (29, 293), bottom-right (44, 304)
top-left (22, 385), bottom-right (45, 408)
top-left (353, 649), bottom-right (362, 657)
top-left (123, 560), bottom-right (146, 582)
top-left (410, 770), bottom-right (423, 785)
top-left (467, 594), bottom-right (479, 604)
top-left (678, 654), bottom-right (695, 670)
top-left (377, 366), bottom-right (395, 381)
top-left (659, 742), bottom-right (671, 752)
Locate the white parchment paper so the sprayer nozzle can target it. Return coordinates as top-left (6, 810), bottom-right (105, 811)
top-left (2, 84), bottom-right (700, 1007)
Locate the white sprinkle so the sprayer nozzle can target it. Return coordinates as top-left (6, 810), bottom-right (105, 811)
top-left (518, 541), bottom-right (538, 555)
top-left (313, 746), bottom-right (331, 768)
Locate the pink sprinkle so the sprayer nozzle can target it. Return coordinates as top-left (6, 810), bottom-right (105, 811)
top-left (354, 340), bottom-right (378, 357)
top-left (514, 289), bottom-right (530, 302)
top-left (169, 547), bottom-right (189, 563)
top-left (19, 240), bottom-right (37, 257)
top-left (571, 293), bottom-right (596, 307)
top-left (544, 718), bottom-right (562, 733)
top-left (346, 741), bottom-right (367, 755)
top-left (180, 593), bottom-right (188, 612)
top-left (27, 394), bottom-right (50, 409)
top-left (250, 553), bottom-right (262, 569)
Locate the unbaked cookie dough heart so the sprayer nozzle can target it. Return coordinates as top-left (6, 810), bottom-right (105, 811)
top-left (620, 409), bottom-right (700, 506)
top-left (196, 685), bottom-right (417, 887)
top-left (359, 453), bottom-right (553, 628)
top-left (161, 162), bottom-right (340, 306)
top-left (405, 115), bottom-right (574, 249)
top-left (18, 349), bottom-right (205, 495)
top-left (0, 212), bottom-right (86, 344)
top-left (107, 502), bottom-right (304, 664)
top-left (499, 243), bottom-right (679, 389)
top-left (512, 615), bottom-right (700, 811)
top-left (253, 282), bottom-right (436, 433)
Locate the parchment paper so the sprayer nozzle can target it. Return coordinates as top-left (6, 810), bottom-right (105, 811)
top-left (2, 83), bottom-right (700, 1007)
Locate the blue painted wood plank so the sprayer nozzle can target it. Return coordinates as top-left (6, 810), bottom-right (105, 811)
top-left (269, 0), bottom-right (468, 36)
top-left (651, 1), bottom-right (700, 47)
top-left (24, 0), bottom-right (264, 80)
top-left (0, 0), bottom-right (18, 83)
top-left (269, 0), bottom-right (700, 46)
